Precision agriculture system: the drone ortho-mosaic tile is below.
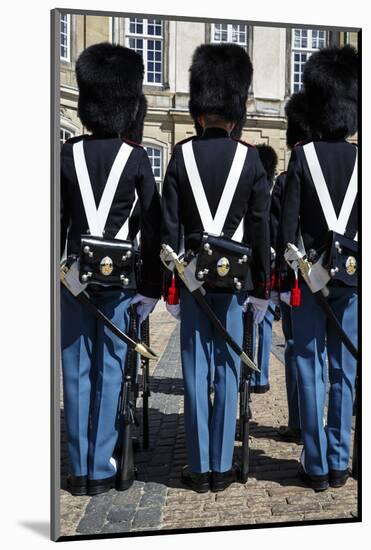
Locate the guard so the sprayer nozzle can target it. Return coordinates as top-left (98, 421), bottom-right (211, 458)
top-left (249, 144), bottom-right (278, 394)
top-left (273, 90), bottom-right (313, 443)
top-left (278, 45), bottom-right (358, 491)
top-left (60, 43), bottom-right (162, 496)
top-left (161, 43), bottom-right (271, 493)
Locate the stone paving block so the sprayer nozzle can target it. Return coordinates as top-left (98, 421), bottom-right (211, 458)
top-left (143, 481), bottom-right (168, 495)
top-left (113, 482), bottom-right (144, 506)
top-left (262, 514), bottom-right (304, 523)
top-left (76, 491), bottom-right (115, 534)
top-left (162, 517), bottom-right (222, 530)
top-left (267, 486), bottom-right (309, 497)
top-left (322, 501), bottom-right (357, 512)
top-left (107, 505), bottom-right (136, 523)
top-left (216, 487), bottom-right (261, 500)
top-left (287, 493), bottom-right (334, 505)
top-left (271, 502), bottom-right (322, 515)
top-left (332, 488), bottom-right (358, 500)
top-left (140, 493), bottom-right (167, 507)
top-left (163, 503), bottom-right (204, 513)
top-left (163, 509), bottom-right (217, 522)
top-left (203, 501), bottom-right (249, 512)
top-left (101, 521), bottom-right (132, 533)
top-left (304, 511), bottom-right (354, 521)
top-left (132, 507), bottom-right (163, 529)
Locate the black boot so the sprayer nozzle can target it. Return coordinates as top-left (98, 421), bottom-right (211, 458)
top-left (277, 426), bottom-right (303, 444)
top-left (67, 475), bottom-right (88, 496)
top-left (211, 466), bottom-right (239, 492)
top-left (298, 465), bottom-right (329, 492)
top-left (181, 466), bottom-right (210, 493)
top-left (329, 469), bottom-right (350, 488)
top-left (88, 474), bottom-right (116, 496)
top-left (249, 384), bottom-right (270, 394)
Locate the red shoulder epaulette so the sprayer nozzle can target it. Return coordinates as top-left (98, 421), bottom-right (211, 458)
top-left (294, 139), bottom-right (312, 148)
top-left (122, 137), bottom-right (143, 148)
top-left (232, 137), bottom-right (255, 147)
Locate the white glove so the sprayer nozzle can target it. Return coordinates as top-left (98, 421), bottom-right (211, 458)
top-left (130, 294), bottom-right (158, 323)
top-left (166, 303), bottom-right (181, 321)
top-left (270, 290), bottom-right (280, 306)
top-left (279, 292), bottom-right (291, 306)
top-left (243, 296), bottom-right (269, 325)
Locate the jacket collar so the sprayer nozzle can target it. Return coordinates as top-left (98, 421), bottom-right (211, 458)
top-left (200, 127), bottom-right (230, 139)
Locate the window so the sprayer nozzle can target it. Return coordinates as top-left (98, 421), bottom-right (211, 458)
top-left (211, 23), bottom-right (248, 47)
top-left (291, 28), bottom-right (327, 92)
top-left (126, 18), bottom-right (163, 85)
top-left (60, 14), bottom-right (71, 61)
top-left (60, 127), bottom-right (74, 147)
top-left (145, 146), bottom-right (163, 189)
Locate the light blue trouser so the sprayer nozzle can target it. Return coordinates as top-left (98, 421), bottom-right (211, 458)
top-left (291, 284), bottom-right (357, 475)
top-left (180, 288), bottom-right (244, 473)
top-left (280, 301), bottom-right (301, 430)
top-left (61, 285), bottom-right (134, 480)
top-left (250, 302), bottom-right (275, 387)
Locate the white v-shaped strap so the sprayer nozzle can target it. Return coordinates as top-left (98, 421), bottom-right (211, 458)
top-left (303, 142), bottom-right (358, 236)
top-left (73, 140), bottom-right (133, 237)
top-left (182, 140), bottom-right (247, 239)
top-left (115, 192), bottom-right (138, 240)
top-left (73, 140), bottom-right (102, 236)
top-left (233, 219), bottom-right (244, 242)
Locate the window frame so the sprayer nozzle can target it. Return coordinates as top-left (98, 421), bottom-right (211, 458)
top-left (60, 118), bottom-right (79, 147)
top-left (125, 18), bottom-right (164, 87)
top-left (210, 22), bottom-right (248, 47)
top-left (60, 13), bottom-right (71, 62)
top-left (291, 28), bottom-right (327, 93)
top-left (60, 127), bottom-right (75, 148)
top-left (144, 144), bottom-right (163, 191)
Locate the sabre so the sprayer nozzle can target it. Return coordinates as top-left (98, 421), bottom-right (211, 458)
top-left (60, 260), bottom-right (157, 360)
top-left (285, 243), bottom-right (358, 361)
top-left (160, 244), bottom-right (260, 372)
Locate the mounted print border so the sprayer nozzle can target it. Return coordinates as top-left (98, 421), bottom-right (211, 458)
top-left (51, 7), bottom-right (361, 542)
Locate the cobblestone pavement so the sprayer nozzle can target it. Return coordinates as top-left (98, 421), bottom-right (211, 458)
top-left (59, 301), bottom-right (358, 537)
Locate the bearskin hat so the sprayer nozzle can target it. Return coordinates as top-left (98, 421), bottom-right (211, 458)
top-left (76, 42), bottom-right (144, 137)
top-left (256, 144), bottom-right (278, 184)
top-left (230, 106), bottom-right (247, 139)
top-left (189, 43), bottom-right (253, 123)
top-left (285, 91), bottom-right (313, 149)
top-left (303, 45), bottom-right (358, 139)
top-left (126, 94), bottom-right (147, 143)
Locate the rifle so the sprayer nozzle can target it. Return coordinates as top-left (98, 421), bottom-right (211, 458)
top-left (140, 316), bottom-right (151, 449)
top-left (352, 376), bottom-right (359, 480)
top-left (116, 307), bottom-right (152, 488)
top-left (116, 306), bottom-right (140, 490)
top-left (239, 304), bottom-right (255, 482)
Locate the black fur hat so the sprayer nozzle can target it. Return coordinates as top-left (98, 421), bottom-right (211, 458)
top-left (126, 94), bottom-right (147, 143)
top-left (230, 106), bottom-right (247, 139)
top-left (256, 144), bottom-right (278, 184)
top-left (285, 91), bottom-right (312, 149)
top-left (189, 43), bottom-right (252, 123)
top-left (303, 45), bottom-right (358, 139)
top-left (76, 42), bottom-right (144, 137)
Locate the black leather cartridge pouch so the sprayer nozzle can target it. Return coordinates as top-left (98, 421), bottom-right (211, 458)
top-left (195, 232), bottom-right (253, 292)
top-left (79, 235), bottom-right (137, 289)
top-left (324, 230), bottom-right (358, 287)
